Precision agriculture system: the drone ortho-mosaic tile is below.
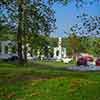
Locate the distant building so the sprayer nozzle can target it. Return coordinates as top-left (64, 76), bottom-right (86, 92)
top-left (53, 37), bottom-right (66, 61)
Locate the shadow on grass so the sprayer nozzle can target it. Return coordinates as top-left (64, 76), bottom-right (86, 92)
top-left (0, 61), bottom-right (99, 84)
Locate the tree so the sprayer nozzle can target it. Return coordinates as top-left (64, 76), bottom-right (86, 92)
top-left (89, 38), bottom-right (100, 57)
top-left (70, 13), bottom-right (100, 36)
top-left (67, 33), bottom-right (81, 56)
top-left (73, 0), bottom-right (100, 8)
top-left (0, 23), bottom-right (15, 40)
top-left (0, 0), bottom-right (56, 63)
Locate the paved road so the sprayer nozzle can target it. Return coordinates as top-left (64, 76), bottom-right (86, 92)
top-left (67, 65), bottom-right (100, 71)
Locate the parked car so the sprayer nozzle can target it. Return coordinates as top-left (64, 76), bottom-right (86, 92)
top-left (8, 55), bottom-right (18, 61)
top-left (77, 57), bottom-right (87, 66)
top-left (77, 56), bottom-right (94, 66)
top-left (84, 56), bottom-right (94, 66)
top-left (84, 56), bottom-right (94, 62)
top-left (96, 58), bottom-right (100, 66)
top-left (0, 54), bottom-right (18, 61)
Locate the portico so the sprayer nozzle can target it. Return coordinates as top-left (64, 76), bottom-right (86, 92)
top-left (0, 40), bottom-right (16, 55)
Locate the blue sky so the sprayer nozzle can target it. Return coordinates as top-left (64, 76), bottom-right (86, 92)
top-left (51, 1), bottom-right (100, 37)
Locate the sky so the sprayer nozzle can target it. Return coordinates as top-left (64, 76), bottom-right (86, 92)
top-left (51, 1), bottom-right (100, 37)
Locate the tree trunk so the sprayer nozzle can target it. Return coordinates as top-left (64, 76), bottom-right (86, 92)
top-left (17, 2), bottom-right (23, 64)
top-left (23, 0), bottom-right (28, 62)
top-left (23, 43), bottom-right (27, 62)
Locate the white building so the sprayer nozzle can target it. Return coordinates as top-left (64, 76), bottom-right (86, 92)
top-left (0, 40), bottom-right (17, 59)
top-left (53, 37), bottom-right (66, 61)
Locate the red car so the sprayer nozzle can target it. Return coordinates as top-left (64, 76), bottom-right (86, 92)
top-left (96, 58), bottom-right (100, 66)
top-left (77, 57), bottom-right (87, 66)
top-left (84, 56), bottom-right (94, 62)
top-left (77, 56), bottom-right (94, 66)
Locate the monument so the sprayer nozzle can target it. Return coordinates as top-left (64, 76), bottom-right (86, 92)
top-left (54, 37), bottom-right (66, 61)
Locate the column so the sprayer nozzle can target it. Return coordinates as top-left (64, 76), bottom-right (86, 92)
top-left (8, 45), bottom-right (12, 54)
top-left (63, 48), bottom-right (66, 58)
top-left (58, 46), bottom-right (62, 60)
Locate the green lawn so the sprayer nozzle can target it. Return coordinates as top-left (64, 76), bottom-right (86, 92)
top-left (0, 62), bottom-right (100, 100)
top-left (34, 60), bottom-right (75, 67)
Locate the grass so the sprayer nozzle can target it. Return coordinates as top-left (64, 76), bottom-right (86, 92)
top-left (34, 60), bottom-right (75, 67)
top-left (0, 61), bottom-right (100, 100)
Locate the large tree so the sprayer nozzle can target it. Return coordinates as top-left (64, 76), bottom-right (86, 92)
top-left (66, 33), bottom-right (81, 56)
top-left (0, 0), bottom-right (56, 63)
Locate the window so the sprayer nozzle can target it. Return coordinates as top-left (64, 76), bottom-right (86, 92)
top-left (56, 50), bottom-right (59, 56)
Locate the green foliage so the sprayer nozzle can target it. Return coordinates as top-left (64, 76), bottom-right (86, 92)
top-left (0, 0), bottom-right (56, 35)
top-left (66, 33), bottom-right (81, 55)
top-left (79, 37), bottom-right (100, 56)
top-left (49, 37), bottom-right (58, 47)
top-left (0, 22), bottom-right (15, 40)
top-left (70, 14), bottom-right (100, 36)
top-left (0, 0), bottom-right (56, 62)
top-left (89, 38), bottom-right (100, 57)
